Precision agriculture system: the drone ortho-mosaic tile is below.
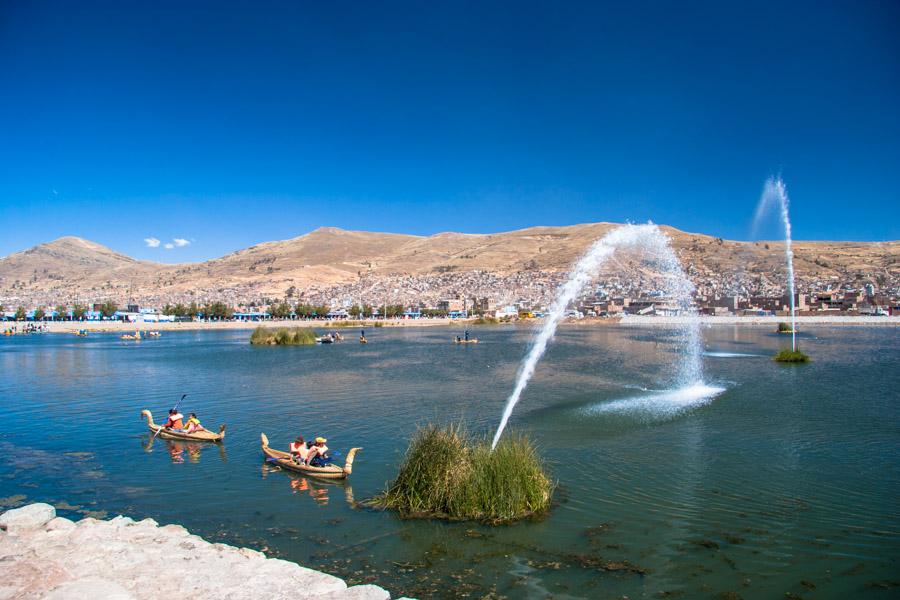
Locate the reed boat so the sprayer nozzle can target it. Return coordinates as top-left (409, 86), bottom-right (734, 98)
top-left (260, 433), bottom-right (361, 480)
top-left (359, 336), bottom-right (367, 344)
top-left (147, 331), bottom-right (161, 337)
top-left (141, 410), bottom-right (226, 442)
top-left (454, 338), bottom-right (479, 344)
top-left (121, 332), bottom-right (141, 341)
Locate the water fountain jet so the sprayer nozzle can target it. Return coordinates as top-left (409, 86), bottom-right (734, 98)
top-left (753, 177), bottom-right (798, 351)
top-left (491, 223), bottom-right (707, 449)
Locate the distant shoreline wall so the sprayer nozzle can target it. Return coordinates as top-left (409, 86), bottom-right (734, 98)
top-left (4, 314), bottom-right (898, 334)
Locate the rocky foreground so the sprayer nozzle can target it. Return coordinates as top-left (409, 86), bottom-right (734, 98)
top-left (0, 503), bottom-right (405, 600)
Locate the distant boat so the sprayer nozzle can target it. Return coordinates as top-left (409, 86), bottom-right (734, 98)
top-left (147, 331), bottom-right (161, 337)
top-left (120, 331), bottom-right (142, 341)
top-left (453, 338), bottom-right (479, 344)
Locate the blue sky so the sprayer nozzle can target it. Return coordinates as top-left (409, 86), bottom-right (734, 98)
top-left (1, 1), bottom-right (898, 263)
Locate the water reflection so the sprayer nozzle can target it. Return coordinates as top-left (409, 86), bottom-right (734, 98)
top-left (260, 462), bottom-right (355, 507)
top-left (141, 435), bottom-right (227, 463)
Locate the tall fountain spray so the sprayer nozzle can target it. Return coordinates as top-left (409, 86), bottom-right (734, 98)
top-left (753, 177), bottom-right (797, 351)
top-left (491, 223), bottom-right (704, 449)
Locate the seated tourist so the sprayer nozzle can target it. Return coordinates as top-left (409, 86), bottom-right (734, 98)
top-left (163, 408), bottom-right (184, 430)
top-left (289, 436), bottom-right (311, 464)
top-left (184, 412), bottom-right (205, 433)
top-left (308, 437), bottom-right (330, 466)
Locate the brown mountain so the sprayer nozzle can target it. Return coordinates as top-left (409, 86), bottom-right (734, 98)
top-left (1, 225), bottom-right (897, 305)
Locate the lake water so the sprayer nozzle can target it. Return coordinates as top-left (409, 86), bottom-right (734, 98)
top-left (1, 325), bottom-right (897, 598)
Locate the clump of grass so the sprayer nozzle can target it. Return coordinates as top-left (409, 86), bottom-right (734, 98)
top-left (250, 326), bottom-right (318, 345)
top-left (325, 320), bottom-right (357, 328)
top-left (777, 322), bottom-right (794, 333)
top-left (370, 423), bottom-right (553, 524)
top-left (374, 321), bottom-right (384, 328)
top-left (774, 348), bottom-right (810, 363)
top-left (471, 316), bottom-right (499, 325)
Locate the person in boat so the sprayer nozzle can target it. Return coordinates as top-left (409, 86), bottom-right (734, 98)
top-left (184, 412), bottom-right (205, 434)
top-left (464, 329), bottom-right (469, 341)
top-left (163, 408), bottom-right (184, 430)
top-left (307, 437), bottom-right (330, 467)
top-left (289, 436), bottom-right (311, 465)
top-left (456, 335), bottom-right (461, 343)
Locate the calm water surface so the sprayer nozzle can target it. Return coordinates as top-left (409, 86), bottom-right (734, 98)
top-left (0, 325), bottom-right (897, 598)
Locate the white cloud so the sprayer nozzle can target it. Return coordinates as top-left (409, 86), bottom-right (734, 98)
top-left (164, 243), bottom-right (174, 250)
top-left (144, 237), bottom-right (161, 248)
top-left (173, 238), bottom-right (190, 247)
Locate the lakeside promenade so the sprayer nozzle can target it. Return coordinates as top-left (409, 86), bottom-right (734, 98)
top-left (4, 314), bottom-right (898, 335)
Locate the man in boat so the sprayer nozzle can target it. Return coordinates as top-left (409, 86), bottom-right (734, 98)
top-left (464, 329), bottom-right (469, 341)
top-left (289, 436), bottom-right (311, 464)
top-left (184, 412), bottom-right (205, 434)
top-left (308, 437), bottom-right (330, 467)
top-left (163, 408), bottom-right (184, 430)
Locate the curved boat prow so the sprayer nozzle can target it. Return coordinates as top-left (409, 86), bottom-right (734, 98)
top-left (141, 409), bottom-right (155, 427)
top-left (218, 424), bottom-right (226, 438)
top-left (343, 447), bottom-right (363, 476)
top-left (260, 433), bottom-right (270, 449)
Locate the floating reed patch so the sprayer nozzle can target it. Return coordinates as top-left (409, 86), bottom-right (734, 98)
top-left (774, 349), bottom-right (810, 363)
top-left (471, 316), bottom-right (499, 325)
top-left (369, 423), bottom-right (553, 524)
top-left (249, 326), bottom-right (318, 346)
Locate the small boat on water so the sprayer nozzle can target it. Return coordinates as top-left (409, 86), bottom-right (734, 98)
top-left (454, 338), bottom-right (479, 344)
top-left (359, 336), bottom-right (367, 344)
top-left (73, 329), bottom-right (88, 337)
top-left (147, 331), bottom-right (161, 337)
top-left (260, 433), bottom-right (361, 480)
top-left (121, 331), bottom-right (142, 341)
top-left (141, 409), bottom-right (226, 442)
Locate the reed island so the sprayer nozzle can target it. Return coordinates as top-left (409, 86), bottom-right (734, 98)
top-left (370, 424), bottom-right (553, 524)
top-left (249, 326), bottom-right (318, 345)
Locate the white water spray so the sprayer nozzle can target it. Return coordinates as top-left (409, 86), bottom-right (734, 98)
top-left (490, 223), bottom-right (704, 449)
top-left (753, 177), bottom-right (797, 351)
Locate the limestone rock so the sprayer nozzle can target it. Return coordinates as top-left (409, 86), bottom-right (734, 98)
top-left (42, 577), bottom-right (136, 600)
top-left (0, 503), bottom-right (399, 600)
top-left (0, 502), bottom-right (56, 533)
top-left (315, 584), bottom-right (392, 599)
top-left (45, 517), bottom-right (76, 531)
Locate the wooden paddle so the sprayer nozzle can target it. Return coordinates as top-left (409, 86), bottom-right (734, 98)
top-left (151, 394), bottom-right (187, 441)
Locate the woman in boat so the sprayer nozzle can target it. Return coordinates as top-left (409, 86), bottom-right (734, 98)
top-left (308, 437), bottom-right (330, 466)
top-left (289, 436), bottom-right (311, 464)
top-left (163, 408), bottom-right (184, 430)
top-left (184, 412), bottom-right (205, 434)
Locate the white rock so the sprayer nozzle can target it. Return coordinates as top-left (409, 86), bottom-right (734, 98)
top-left (0, 503), bottom-right (56, 533)
top-left (315, 584), bottom-right (392, 599)
top-left (0, 504), bottom-right (399, 600)
top-left (45, 517), bottom-right (76, 531)
top-left (42, 577), bottom-right (136, 600)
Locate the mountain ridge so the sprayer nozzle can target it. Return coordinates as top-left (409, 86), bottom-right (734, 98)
top-left (1, 223), bottom-right (898, 305)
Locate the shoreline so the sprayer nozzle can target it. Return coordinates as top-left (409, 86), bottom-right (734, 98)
top-left (3, 314), bottom-right (898, 334)
top-left (0, 503), bottom-right (402, 600)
